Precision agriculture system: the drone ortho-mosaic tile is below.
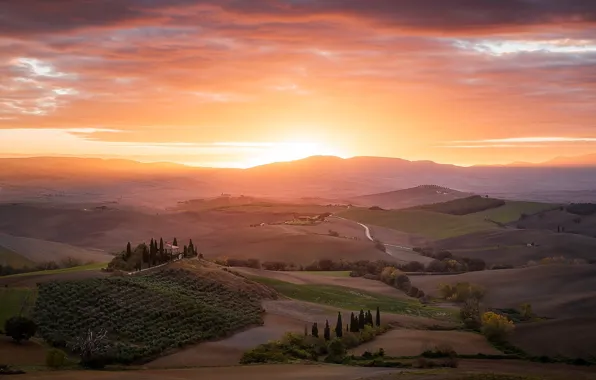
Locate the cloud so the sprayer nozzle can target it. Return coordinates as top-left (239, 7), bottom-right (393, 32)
top-left (455, 137), bottom-right (596, 143)
top-left (1, 0), bottom-right (596, 166)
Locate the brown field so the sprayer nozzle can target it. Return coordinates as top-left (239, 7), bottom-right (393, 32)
top-left (511, 317), bottom-right (596, 358)
top-left (15, 361), bottom-right (596, 380)
top-left (351, 329), bottom-right (501, 357)
top-left (16, 365), bottom-right (398, 380)
top-left (148, 313), bottom-right (305, 368)
top-left (515, 208), bottom-right (596, 238)
top-left (411, 264), bottom-right (596, 319)
top-left (0, 336), bottom-right (47, 366)
top-left (201, 224), bottom-right (391, 265)
top-left (235, 267), bottom-right (411, 299)
top-left (436, 229), bottom-right (596, 266)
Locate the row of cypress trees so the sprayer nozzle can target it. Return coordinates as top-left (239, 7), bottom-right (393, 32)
top-left (308, 307), bottom-right (381, 340)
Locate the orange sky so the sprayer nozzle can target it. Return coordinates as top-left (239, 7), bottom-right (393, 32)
top-left (2, 1), bottom-right (596, 167)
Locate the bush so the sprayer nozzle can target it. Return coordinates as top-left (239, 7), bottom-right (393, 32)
top-left (460, 299), bottom-right (481, 329)
top-left (328, 230), bottom-right (340, 237)
top-left (481, 312), bottom-right (515, 342)
top-left (4, 316), bottom-right (37, 343)
top-left (374, 240), bottom-right (386, 252)
top-left (46, 348), bottom-right (67, 369)
top-left (439, 282), bottom-right (486, 302)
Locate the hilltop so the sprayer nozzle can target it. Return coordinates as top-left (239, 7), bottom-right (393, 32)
top-left (350, 185), bottom-right (471, 209)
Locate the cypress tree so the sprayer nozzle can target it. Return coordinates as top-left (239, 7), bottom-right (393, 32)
top-left (359, 309), bottom-right (365, 330)
top-left (375, 306), bottom-right (381, 327)
top-left (125, 242), bottom-right (132, 260)
top-left (183, 245), bottom-right (188, 256)
top-left (368, 310), bottom-right (374, 326)
top-left (173, 237), bottom-right (178, 246)
top-left (149, 238), bottom-right (155, 267)
top-left (159, 237), bottom-right (164, 261)
top-left (335, 312), bottom-right (343, 338)
top-left (349, 312), bottom-right (357, 332)
top-left (304, 324), bottom-right (308, 336)
top-left (311, 322), bottom-right (319, 338)
top-left (189, 239), bottom-right (195, 256)
top-left (324, 320), bottom-right (330, 341)
top-left (142, 244), bottom-right (149, 268)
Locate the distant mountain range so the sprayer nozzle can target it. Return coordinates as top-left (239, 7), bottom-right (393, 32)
top-left (1, 155), bottom-right (596, 205)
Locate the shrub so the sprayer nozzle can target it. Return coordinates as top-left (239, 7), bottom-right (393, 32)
top-left (481, 312), bottom-right (515, 342)
top-left (328, 230), bottom-right (340, 237)
top-left (46, 348), bottom-right (67, 369)
top-left (439, 282), bottom-right (485, 302)
top-left (460, 298), bottom-right (481, 329)
top-left (422, 344), bottom-right (457, 358)
top-left (326, 338), bottom-right (346, 363)
top-left (4, 316), bottom-right (37, 343)
top-left (374, 239), bottom-right (386, 252)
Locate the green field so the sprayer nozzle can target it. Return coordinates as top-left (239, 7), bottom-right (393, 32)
top-left (299, 271), bottom-right (351, 277)
top-left (0, 287), bottom-right (37, 329)
top-left (340, 208), bottom-right (495, 240)
top-left (340, 201), bottom-right (556, 240)
top-left (471, 201), bottom-right (556, 224)
top-left (0, 245), bottom-right (34, 268)
top-left (3, 262), bottom-right (107, 278)
top-left (251, 276), bottom-right (455, 320)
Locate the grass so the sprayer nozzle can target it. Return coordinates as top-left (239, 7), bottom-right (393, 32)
top-left (250, 276), bottom-right (456, 320)
top-left (2, 262), bottom-right (108, 278)
top-left (0, 245), bottom-right (34, 268)
top-left (339, 201), bottom-right (557, 240)
top-left (0, 287), bottom-right (37, 329)
top-left (299, 271), bottom-right (351, 277)
top-left (339, 208), bottom-right (495, 240)
top-left (472, 201), bottom-right (557, 224)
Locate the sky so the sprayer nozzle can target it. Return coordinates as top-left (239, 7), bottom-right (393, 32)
top-left (1, 0), bottom-right (596, 168)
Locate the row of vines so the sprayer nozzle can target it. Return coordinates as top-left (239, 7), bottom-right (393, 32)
top-left (33, 269), bottom-right (264, 364)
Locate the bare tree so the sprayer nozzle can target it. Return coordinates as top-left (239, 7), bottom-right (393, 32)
top-left (69, 328), bottom-right (110, 368)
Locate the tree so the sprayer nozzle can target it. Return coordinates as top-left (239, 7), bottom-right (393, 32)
top-left (520, 303), bottom-right (533, 320)
top-left (366, 310), bottom-right (373, 326)
top-left (70, 328), bottom-right (110, 369)
top-left (183, 245), bottom-right (188, 256)
top-left (375, 306), bottom-right (381, 327)
top-left (460, 298), bottom-right (481, 329)
top-left (358, 309), bottom-right (365, 330)
top-left (159, 238), bottom-right (164, 263)
top-left (149, 238), bottom-right (155, 267)
top-left (324, 320), bottom-right (331, 341)
top-left (304, 324), bottom-right (308, 336)
top-left (125, 242), bottom-right (132, 260)
top-left (311, 322), bottom-right (319, 338)
top-left (481, 312), bottom-right (514, 342)
top-left (335, 312), bottom-right (343, 338)
top-left (4, 316), bottom-right (37, 343)
top-left (349, 312), bottom-right (357, 332)
top-left (173, 237), bottom-right (178, 247)
top-left (142, 244), bottom-right (149, 268)
top-left (189, 239), bottom-right (195, 256)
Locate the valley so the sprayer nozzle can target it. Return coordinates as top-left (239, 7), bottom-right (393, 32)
top-left (1, 164), bottom-right (596, 379)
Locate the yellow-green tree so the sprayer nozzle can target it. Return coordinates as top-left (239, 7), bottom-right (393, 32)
top-left (481, 312), bottom-right (514, 341)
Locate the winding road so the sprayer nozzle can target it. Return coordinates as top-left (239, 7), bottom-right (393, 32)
top-left (329, 216), bottom-right (425, 263)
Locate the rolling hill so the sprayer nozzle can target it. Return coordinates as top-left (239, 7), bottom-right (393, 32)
top-left (515, 205), bottom-right (596, 238)
top-left (0, 233), bottom-right (111, 266)
top-left (349, 185), bottom-right (471, 210)
top-left (4, 156), bottom-right (596, 206)
top-left (339, 196), bottom-right (557, 241)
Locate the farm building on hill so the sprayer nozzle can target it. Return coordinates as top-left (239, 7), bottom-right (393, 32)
top-left (165, 242), bottom-right (182, 259)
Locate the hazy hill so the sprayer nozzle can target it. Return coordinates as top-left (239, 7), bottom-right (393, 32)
top-left (3, 156), bottom-right (596, 206)
top-left (350, 185), bottom-right (471, 209)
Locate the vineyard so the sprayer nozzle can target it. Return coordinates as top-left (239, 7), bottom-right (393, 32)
top-left (33, 269), bottom-right (265, 363)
